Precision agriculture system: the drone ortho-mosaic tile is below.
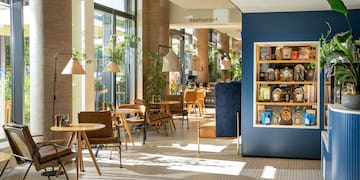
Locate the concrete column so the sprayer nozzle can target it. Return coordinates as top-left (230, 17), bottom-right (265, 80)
top-left (142, 0), bottom-right (170, 96)
top-left (195, 29), bottom-right (209, 83)
top-left (29, 0), bottom-right (72, 139)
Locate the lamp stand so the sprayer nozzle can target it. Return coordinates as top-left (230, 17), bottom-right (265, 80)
top-left (44, 53), bottom-right (64, 177)
top-left (113, 72), bottom-right (117, 109)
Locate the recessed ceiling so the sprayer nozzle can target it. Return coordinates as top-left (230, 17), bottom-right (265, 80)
top-left (169, 0), bottom-right (234, 9)
top-left (230, 0), bottom-right (360, 13)
top-left (169, 0), bottom-right (242, 40)
top-left (169, 0), bottom-right (360, 40)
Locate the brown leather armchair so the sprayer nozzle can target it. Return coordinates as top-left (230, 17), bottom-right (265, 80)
top-left (3, 124), bottom-right (76, 180)
top-left (78, 111), bottom-right (122, 168)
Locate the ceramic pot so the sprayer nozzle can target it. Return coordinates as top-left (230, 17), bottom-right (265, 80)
top-left (342, 94), bottom-right (360, 110)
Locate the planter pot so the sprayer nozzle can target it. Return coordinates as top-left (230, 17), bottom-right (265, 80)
top-left (342, 94), bottom-right (360, 110)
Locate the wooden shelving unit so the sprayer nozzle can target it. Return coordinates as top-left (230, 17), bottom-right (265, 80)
top-left (253, 41), bottom-right (320, 129)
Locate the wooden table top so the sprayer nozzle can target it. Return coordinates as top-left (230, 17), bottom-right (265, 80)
top-left (50, 123), bottom-right (105, 132)
top-left (114, 108), bottom-right (139, 114)
top-left (0, 152), bottom-right (11, 163)
top-left (150, 100), bottom-right (181, 105)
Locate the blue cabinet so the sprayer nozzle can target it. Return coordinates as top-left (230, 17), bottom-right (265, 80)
top-left (215, 82), bottom-right (241, 137)
top-left (322, 104), bottom-right (360, 180)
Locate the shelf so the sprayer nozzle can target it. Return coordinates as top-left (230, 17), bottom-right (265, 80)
top-left (256, 81), bottom-right (316, 85)
top-left (257, 59), bottom-right (317, 64)
top-left (254, 41), bottom-right (320, 130)
top-left (256, 101), bottom-right (317, 106)
top-left (254, 124), bottom-right (319, 129)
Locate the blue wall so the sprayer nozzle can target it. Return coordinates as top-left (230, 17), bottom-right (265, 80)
top-left (241, 10), bottom-right (360, 158)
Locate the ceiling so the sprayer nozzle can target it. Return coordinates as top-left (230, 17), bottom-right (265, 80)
top-left (230, 0), bottom-right (360, 13)
top-left (169, 0), bottom-right (360, 40)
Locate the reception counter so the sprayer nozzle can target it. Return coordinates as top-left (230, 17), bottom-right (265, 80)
top-left (322, 104), bottom-right (360, 180)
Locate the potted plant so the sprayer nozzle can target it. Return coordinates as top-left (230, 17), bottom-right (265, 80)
top-left (320, 0), bottom-right (360, 109)
top-left (145, 52), bottom-right (167, 103)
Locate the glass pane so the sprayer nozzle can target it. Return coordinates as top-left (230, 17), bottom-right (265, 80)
top-left (0, 1), bottom-right (10, 139)
top-left (24, 3), bottom-right (30, 125)
top-left (115, 16), bottom-right (126, 105)
top-left (94, 9), bottom-right (113, 111)
top-left (94, 0), bottom-right (126, 12)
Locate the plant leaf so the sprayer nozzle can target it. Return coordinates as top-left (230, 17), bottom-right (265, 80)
top-left (327, 0), bottom-right (349, 16)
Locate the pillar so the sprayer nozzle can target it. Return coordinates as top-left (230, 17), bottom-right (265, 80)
top-left (29, 0), bottom-right (72, 139)
top-left (195, 29), bottom-right (209, 83)
top-left (142, 0), bottom-right (170, 96)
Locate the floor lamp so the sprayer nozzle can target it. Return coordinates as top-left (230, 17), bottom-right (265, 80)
top-left (48, 53), bottom-right (85, 176)
top-left (103, 61), bottom-right (120, 109)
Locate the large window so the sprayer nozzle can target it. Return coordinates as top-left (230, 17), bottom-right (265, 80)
top-left (0, 0), bottom-right (29, 139)
top-left (0, 1), bottom-right (11, 139)
top-left (94, 2), bottom-right (136, 110)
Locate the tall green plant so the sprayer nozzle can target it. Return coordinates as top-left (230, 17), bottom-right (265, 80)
top-left (320, 0), bottom-right (360, 93)
top-left (145, 52), bottom-right (167, 102)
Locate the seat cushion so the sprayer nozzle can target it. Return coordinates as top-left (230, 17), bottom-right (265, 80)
top-left (37, 145), bottom-right (73, 164)
top-left (87, 136), bottom-right (121, 144)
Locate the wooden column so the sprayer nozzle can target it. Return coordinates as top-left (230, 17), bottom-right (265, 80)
top-left (195, 29), bottom-right (209, 83)
top-left (142, 0), bottom-right (170, 95)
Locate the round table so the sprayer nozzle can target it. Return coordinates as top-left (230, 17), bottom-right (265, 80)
top-left (51, 123), bottom-right (105, 180)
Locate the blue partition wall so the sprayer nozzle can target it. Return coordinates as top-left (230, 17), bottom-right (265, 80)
top-left (241, 10), bottom-right (360, 158)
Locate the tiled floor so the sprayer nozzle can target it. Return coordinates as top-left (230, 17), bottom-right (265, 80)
top-left (0, 109), bottom-right (322, 180)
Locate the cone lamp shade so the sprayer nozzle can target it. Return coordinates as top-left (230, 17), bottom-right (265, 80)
top-left (61, 57), bottom-right (86, 74)
top-left (189, 55), bottom-right (200, 71)
top-left (162, 50), bottom-right (180, 72)
top-left (103, 61), bottom-right (120, 72)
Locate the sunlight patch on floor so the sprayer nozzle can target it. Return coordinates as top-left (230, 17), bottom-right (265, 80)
top-left (261, 165), bottom-right (276, 179)
top-left (83, 153), bottom-right (246, 176)
top-left (157, 143), bottom-right (227, 152)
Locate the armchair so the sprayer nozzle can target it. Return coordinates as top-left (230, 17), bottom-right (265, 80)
top-left (78, 111), bottom-right (122, 168)
top-left (3, 124), bottom-right (76, 180)
top-left (163, 94), bottom-right (189, 129)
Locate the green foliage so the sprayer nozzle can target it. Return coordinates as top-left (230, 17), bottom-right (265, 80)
top-left (105, 33), bottom-right (140, 65)
top-left (4, 72), bottom-right (11, 100)
top-left (145, 52), bottom-right (167, 102)
top-left (229, 49), bottom-right (242, 81)
top-left (72, 49), bottom-right (92, 64)
top-left (320, 0), bottom-right (359, 93)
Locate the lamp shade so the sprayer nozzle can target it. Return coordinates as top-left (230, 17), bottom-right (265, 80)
top-left (220, 57), bottom-right (231, 70)
top-left (189, 55), bottom-right (200, 71)
top-left (103, 61), bottom-right (120, 72)
top-left (162, 50), bottom-right (180, 72)
top-left (61, 57), bottom-right (86, 74)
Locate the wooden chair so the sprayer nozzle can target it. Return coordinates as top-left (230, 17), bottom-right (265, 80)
top-left (78, 111), bottom-right (122, 168)
top-left (117, 104), bottom-right (146, 149)
top-left (184, 89), bottom-right (206, 116)
top-left (163, 94), bottom-right (189, 129)
top-left (3, 124), bottom-right (76, 180)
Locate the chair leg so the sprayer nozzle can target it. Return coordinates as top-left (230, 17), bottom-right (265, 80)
top-left (163, 122), bottom-right (168, 136)
top-left (44, 168), bottom-right (51, 180)
top-left (23, 162), bottom-right (33, 180)
top-left (95, 144), bottom-right (101, 157)
top-left (60, 161), bottom-right (70, 180)
top-left (186, 114), bottom-right (189, 129)
top-left (118, 144), bottom-right (123, 168)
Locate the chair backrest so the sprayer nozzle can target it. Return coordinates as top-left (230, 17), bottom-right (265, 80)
top-left (3, 124), bottom-right (37, 163)
top-left (78, 111), bottom-right (113, 138)
top-left (163, 95), bottom-right (183, 103)
top-left (118, 104), bottom-right (146, 114)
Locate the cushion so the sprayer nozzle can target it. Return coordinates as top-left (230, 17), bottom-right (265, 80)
top-left (37, 145), bottom-right (73, 164)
